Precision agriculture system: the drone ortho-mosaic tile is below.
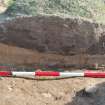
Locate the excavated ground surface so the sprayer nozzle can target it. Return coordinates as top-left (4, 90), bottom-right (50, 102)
top-left (0, 77), bottom-right (105, 105)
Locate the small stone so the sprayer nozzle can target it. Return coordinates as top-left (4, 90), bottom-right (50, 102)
top-left (7, 85), bottom-right (13, 91)
top-left (42, 93), bottom-right (52, 98)
top-left (85, 85), bottom-right (98, 94)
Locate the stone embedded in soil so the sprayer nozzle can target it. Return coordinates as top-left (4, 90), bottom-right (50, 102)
top-left (85, 85), bottom-right (98, 94)
top-left (42, 92), bottom-right (53, 98)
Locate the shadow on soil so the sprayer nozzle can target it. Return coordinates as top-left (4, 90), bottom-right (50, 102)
top-left (65, 82), bottom-right (105, 105)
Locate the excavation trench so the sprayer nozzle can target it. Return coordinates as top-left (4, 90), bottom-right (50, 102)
top-left (0, 16), bottom-right (105, 105)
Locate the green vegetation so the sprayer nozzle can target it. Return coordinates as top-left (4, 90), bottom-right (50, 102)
top-left (1, 0), bottom-right (105, 23)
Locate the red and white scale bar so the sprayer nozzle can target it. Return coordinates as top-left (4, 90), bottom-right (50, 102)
top-left (1, 70), bottom-right (105, 78)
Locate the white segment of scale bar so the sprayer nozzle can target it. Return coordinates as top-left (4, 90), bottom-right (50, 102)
top-left (59, 72), bottom-right (84, 78)
top-left (12, 72), bottom-right (35, 78)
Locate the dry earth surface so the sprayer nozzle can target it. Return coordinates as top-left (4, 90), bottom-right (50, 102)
top-left (0, 77), bottom-right (105, 105)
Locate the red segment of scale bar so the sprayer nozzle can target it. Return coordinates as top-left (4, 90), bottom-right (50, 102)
top-left (84, 70), bottom-right (105, 78)
top-left (0, 71), bottom-right (12, 76)
top-left (35, 71), bottom-right (60, 76)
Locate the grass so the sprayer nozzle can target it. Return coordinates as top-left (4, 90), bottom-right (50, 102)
top-left (0, 0), bottom-right (104, 23)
